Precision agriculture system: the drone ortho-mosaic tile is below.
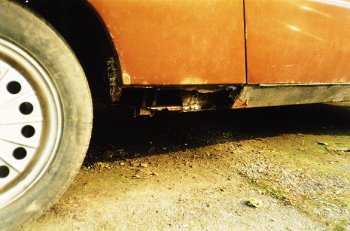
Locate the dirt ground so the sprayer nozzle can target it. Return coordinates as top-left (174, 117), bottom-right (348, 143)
top-left (24, 104), bottom-right (350, 231)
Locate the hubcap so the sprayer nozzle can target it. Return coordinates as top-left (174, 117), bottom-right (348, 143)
top-left (0, 38), bottom-right (62, 208)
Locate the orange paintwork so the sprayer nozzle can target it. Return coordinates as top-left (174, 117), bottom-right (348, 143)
top-left (245, 0), bottom-right (350, 84)
top-left (88, 0), bottom-right (245, 85)
top-left (89, 0), bottom-right (350, 86)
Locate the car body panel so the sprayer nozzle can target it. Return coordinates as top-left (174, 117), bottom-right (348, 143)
top-left (245, 0), bottom-right (350, 84)
top-left (88, 0), bottom-right (246, 85)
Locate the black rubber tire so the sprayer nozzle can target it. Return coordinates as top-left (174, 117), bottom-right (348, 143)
top-left (0, 1), bottom-right (93, 230)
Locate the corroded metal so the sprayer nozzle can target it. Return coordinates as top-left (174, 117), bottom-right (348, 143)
top-left (87, 0), bottom-right (350, 107)
top-left (123, 84), bottom-right (350, 115)
top-left (106, 56), bottom-right (122, 102)
top-left (232, 85), bottom-right (350, 108)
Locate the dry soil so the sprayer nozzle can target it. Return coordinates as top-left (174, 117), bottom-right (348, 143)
top-left (24, 104), bottom-right (350, 231)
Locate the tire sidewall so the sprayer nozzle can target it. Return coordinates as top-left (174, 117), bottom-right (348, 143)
top-left (0, 2), bottom-right (92, 230)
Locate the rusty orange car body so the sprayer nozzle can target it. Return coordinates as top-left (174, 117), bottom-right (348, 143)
top-left (19, 0), bottom-right (350, 112)
top-left (90, 0), bottom-right (350, 86)
top-left (89, 0), bottom-right (246, 85)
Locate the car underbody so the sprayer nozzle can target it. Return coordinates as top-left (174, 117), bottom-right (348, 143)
top-left (119, 84), bottom-right (350, 116)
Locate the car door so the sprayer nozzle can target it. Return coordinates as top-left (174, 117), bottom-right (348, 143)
top-left (245, 0), bottom-right (350, 84)
top-left (89, 0), bottom-right (246, 85)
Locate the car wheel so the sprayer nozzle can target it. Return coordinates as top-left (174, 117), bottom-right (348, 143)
top-left (0, 1), bottom-right (93, 230)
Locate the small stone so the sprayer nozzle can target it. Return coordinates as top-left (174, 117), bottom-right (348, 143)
top-left (140, 163), bottom-right (148, 168)
top-left (130, 161), bottom-right (139, 167)
top-left (327, 146), bottom-right (350, 152)
top-left (133, 174), bottom-right (141, 179)
top-left (245, 198), bottom-right (262, 208)
top-left (317, 142), bottom-right (328, 146)
top-left (120, 162), bottom-right (126, 166)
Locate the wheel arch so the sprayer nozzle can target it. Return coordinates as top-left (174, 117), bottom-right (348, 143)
top-left (14, 0), bottom-right (122, 105)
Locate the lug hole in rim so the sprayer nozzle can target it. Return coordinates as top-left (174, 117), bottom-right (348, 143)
top-left (13, 147), bottom-right (27, 160)
top-left (21, 125), bottom-right (35, 138)
top-left (19, 102), bottom-right (34, 115)
top-left (0, 166), bottom-right (10, 178)
top-left (7, 81), bottom-right (21, 94)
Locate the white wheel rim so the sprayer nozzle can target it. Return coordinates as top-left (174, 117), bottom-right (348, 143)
top-left (0, 38), bottom-right (62, 208)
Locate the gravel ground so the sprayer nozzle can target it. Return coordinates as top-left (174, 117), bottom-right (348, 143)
top-left (24, 104), bottom-right (350, 231)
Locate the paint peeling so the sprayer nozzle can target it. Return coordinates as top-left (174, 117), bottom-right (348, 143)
top-left (122, 72), bottom-right (131, 85)
top-left (107, 57), bottom-right (122, 102)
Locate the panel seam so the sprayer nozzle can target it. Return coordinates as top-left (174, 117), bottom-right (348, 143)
top-left (242, 0), bottom-right (248, 84)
